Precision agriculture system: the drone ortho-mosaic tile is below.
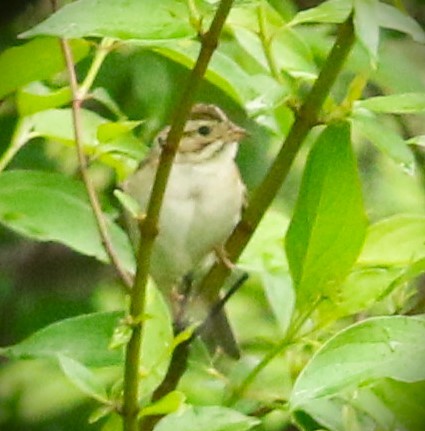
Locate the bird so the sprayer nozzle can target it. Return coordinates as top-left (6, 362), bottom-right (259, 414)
top-left (123, 104), bottom-right (246, 357)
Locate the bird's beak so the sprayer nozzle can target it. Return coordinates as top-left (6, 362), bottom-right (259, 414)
top-left (230, 124), bottom-right (248, 141)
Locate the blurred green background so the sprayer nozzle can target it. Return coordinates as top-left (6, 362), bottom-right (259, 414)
top-left (1, 1), bottom-right (425, 430)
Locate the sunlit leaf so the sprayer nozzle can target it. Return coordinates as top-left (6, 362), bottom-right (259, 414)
top-left (353, 0), bottom-right (380, 65)
top-left (139, 391), bottom-right (186, 417)
top-left (356, 93), bottom-right (425, 114)
top-left (138, 281), bottom-right (174, 398)
top-left (378, 3), bottom-right (425, 44)
top-left (271, 27), bottom-right (317, 79)
top-left (97, 121), bottom-right (143, 142)
top-left (31, 108), bottom-right (105, 149)
top-left (289, 0), bottom-right (352, 26)
top-left (290, 315), bottom-right (425, 408)
top-left (21, 0), bottom-right (195, 41)
top-left (155, 406), bottom-right (259, 431)
top-left (17, 82), bottom-right (72, 116)
top-left (360, 379), bottom-right (425, 431)
top-left (359, 215), bottom-right (425, 266)
top-left (0, 38), bottom-right (89, 98)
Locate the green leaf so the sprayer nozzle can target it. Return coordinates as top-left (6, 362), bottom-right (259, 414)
top-left (1, 311), bottom-right (124, 367)
top-left (21, 0), bottom-right (195, 41)
top-left (0, 170), bottom-right (135, 272)
top-left (97, 121), bottom-right (143, 142)
top-left (31, 108), bottom-right (106, 149)
top-left (240, 210), bottom-right (289, 273)
top-left (139, 391), bottom-right (186, 417)
top-left (285, 122), bottom-right (367, 307)
top-left (155, 406), bottom-right (260, 431)
top-left (294, 396), bottom-right (373, 431)
top-left (29, 108), bottom-right (144, 166)
top-left (318, 267), bottom-right (402, 321)
top-left (231, 27), bottom-right (268, 71)
top-left (138, 280), bottom-right (174, 398)
top-left (0, 38), bottom-right (89, 98)
top-left (58, 355), bottom-right (109, 402)
top-left (351, 110), bottom-right (414, 167)
top-left (261, 270), bottom-right (295, 335)
top-left (114, 189), bottom-right (143, 219)
top-left (156, 42), bottom-right (254, 104)
top-left (290, 315), bottom-right (425, 409)
top-left (353, 0), bottom-right (380, 65)
top-left (356, 93), bottom-right (425, 114)
top-left (378, 3), bottom-right (425, 44)
top-left (359, 215), bottom-right (425, 266)
top-left (271, 27), bottom-right (317, 79)
top-left (361, 379), bottom-right (425, 431)
top-left (16, 82), bottom-right (72, 116)
top-left (2, 282), bottom-right (173, 396)
top-left (289, 0), bottom-right (353, 26)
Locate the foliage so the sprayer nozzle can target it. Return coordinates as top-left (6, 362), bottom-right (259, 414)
top-left (0, 0), bottom-right (425, 430)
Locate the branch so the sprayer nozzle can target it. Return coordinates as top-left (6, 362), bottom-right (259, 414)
top-left (197, 15), bottom-right (356, 310)
top-left (122, 1), bottom-right (236, 430)
top-left (59, 39), bottom-right (133, 290)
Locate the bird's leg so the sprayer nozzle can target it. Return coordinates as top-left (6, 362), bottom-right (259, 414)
top-left (172, 273), bottom-right (194, 329)
top-left (213, 245), bottom-right (234, 270)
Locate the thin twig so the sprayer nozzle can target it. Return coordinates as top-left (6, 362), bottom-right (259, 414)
top-left (122, 1), bottom-right (236, 430)
top-left (197, 272), bottom-right (248, 337)
top-left (58, 39), bottom-right (133, 290)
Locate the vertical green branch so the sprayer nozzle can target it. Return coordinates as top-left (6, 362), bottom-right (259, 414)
top-left (198, 16), bottom-right (356, 314)
top-left (121, 1), bottom-right (236, 430)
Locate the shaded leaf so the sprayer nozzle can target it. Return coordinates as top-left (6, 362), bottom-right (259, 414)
top-left (351, 110), bottom-right (414, 167)
top-left (261, 270), bottom-right (295, 335)
top-left (0, 170), bottom-right (135, 272)
top-left (156, 42), bottom-right (253, 103)
top-left (285, 122), bottom-right (367, 307)
top-left (58, 355), bottom-right (109, 402)
top-left (1, 311), bottom-right (124, 367)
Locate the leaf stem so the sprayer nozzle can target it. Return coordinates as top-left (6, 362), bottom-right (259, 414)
top-left (58, 37), bottom-right (133, 290)
top-left (121, 1), bottom-right (236, 430)
top-left (226, 297), bottom-right (321, 405)
top-left (197, 15), bottom-right (356, 312)
top-left (79, 38), bottom-right (116, 97)
top-left (0, 117), bottom-right (35, 173)
top-left (256, 4), bottom-right (282, 83)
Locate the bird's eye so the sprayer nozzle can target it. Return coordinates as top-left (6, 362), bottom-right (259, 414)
top-left (198, 125), bottom-right (211, 136)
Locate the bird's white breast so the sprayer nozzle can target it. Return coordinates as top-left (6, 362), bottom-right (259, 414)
top-left (125, 142), bottom-right (244, 291)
